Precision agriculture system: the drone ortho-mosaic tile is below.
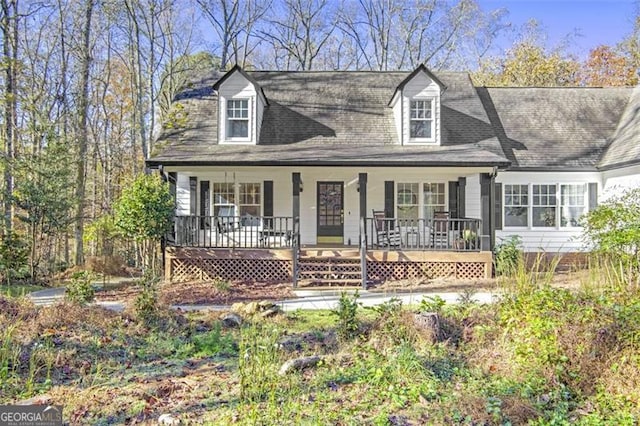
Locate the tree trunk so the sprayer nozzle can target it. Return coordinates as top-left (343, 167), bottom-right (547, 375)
top-left (1, 0), bottom-right (18, 234)
top-left (74, 0), bottom-right (95, 266)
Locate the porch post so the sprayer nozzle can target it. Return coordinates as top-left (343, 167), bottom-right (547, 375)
top-left (480, 172), bottom-right (496, 250)
top-left (292, 172), bottom-right (301, 288)
top-left (358, 173), bottom-right (367, 289)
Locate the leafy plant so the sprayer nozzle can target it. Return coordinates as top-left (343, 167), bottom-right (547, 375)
top-left (134, 272), bottom-right (161, 325)
top-left (113, 174), bottom-right (174, 272)
top-left (332, 291), bottom-right (360, 341)
top-left (0, 231), bottom-right (29, 285)
top-left (65, 271), bottom-right (95, 305)
top-left (494, 235), bottom-right (523, 277)
top-left (582, 187), bottom-right (640, 283)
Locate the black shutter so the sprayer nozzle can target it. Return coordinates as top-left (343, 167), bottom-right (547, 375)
top-left (588, 182), bottom-right (598, 211)
top-left (189, 177), bottom-right (197, 216)
top-left (384, 181), bottom-right (394, 218)
top-left (480, 173), bottom-right (491, 237)
top-left (494, 182), bottom-right (502, 231)
top-left (168, 172), bottom-right (177, 205)
top-left (264, 180), bottom-right (273, 228)
top-left (200, 181), bottom-right (210, 229)
top-left (458, 177), bottom-right (466, 218)
top-left (448, 181), bottom-right (459, 218)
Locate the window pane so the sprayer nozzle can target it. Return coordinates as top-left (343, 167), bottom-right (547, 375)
top-left (533, 207), bottom-right (556, 227)
top-left (423, 182), bottom-right (446, 219)
top-left (504, 185), bottom-right (528, 226)
top-left (398, 205), bottom-right (418, 220)
top-left (228, 120), bottom-right (248, 138)
top-left (410, 120), bottom-right (432, 138)
top-left (505, 206), bottom-right (528, 227)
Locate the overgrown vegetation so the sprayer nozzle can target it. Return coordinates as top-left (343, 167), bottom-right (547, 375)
top-left (64, 271), bottom-right (95, 305)
top-left (1, 259), bottom-right (639, 424)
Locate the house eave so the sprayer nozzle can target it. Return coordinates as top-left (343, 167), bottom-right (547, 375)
top-left (146, 159), bottom-right (511, 168)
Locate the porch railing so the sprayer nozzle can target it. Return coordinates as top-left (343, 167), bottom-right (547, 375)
top-left (169, 215), bottom-right (295, 248)
top-left (365, 217), bottom-right (483, 252)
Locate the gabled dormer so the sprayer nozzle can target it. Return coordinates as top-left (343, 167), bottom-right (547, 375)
top-left (213, 65), bottom-right (269, 145)
top-left (389, 64), bottom-right (446, 145)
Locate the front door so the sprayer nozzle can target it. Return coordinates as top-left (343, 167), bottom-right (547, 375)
top-left (317, 182), bottom-right (344, 244)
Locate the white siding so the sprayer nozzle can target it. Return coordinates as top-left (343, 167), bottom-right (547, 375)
top-left (496, 171), bottom-right (601, 253)
top-left (176, 174), bottom-right (191, 215)
top-left (602, 164), bottom-right (640, 201)
top-left (402, 72), bottom-right (441, 145)
top-left (218, 72), bottom-right (257, 144)
top-left (165, 166), bottom-right (491, 246)
top-left (465, 174), bottom-right (481, 218)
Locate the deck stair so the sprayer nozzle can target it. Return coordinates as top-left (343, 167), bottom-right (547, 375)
top-left (297, 248), bottom-right (363, 286)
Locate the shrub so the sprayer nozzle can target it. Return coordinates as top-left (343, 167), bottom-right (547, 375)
top-left (332, 291), bottom-right (360, 341)
top-left (494, 235), bottom-right (523, 277)
top-left (134, 272), bottom-right (160, 324)
top-left (0, 231), bottom-right (29, 285)
top-left (582, 187), bottom-right (640, 283)
top-left (65, 271), bottom-right (95, 305)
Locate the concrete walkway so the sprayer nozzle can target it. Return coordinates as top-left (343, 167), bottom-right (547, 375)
top-left (28, 286), bottom-right (500, 312)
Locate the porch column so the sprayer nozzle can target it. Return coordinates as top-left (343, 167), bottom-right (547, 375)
top-left (292, 172), bottom-right (301, 287)
top-left (480, 172), bottom-right (496, 250)
top-left (358, 173), bottom-right (367, 289)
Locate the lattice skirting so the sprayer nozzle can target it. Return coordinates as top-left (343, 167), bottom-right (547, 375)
top-left (366, 260), bottom-right (487, 282)
top-left (169, 257), bottom-right (292, 283)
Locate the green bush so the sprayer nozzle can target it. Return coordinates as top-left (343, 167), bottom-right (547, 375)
top-left (494, 235), bottom-right (523, 276)
top-left (0, 231), bottom-right (29, 285)
top-left (332, 291), bottom-right (360, 341)
top-left (582, 187), bottom-right (640, 283)
top-left (65, 271), bottom-right (95, 305)
top-left (134, 272), bottom-right (160, 324)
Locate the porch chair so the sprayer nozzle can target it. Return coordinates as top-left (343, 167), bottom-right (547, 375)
top-left (431, 211), bottom-right (450, 249)
top-left (372, 210), bottom-right (402, 248)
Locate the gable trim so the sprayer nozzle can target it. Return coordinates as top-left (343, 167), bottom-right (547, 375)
top-left (212, 64), bottom-right (269, 106)
top-left (387, 64), bottom-right (447, 107)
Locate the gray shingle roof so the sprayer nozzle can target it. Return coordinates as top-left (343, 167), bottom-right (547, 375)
top-left (479, 87), bottom-right (632, 170)
top-left (599, 86), bottom-right (640, 170)
top-left (150, 70), bottom-right (509, 167)
top-left (149, 69), bottom-right (636, 171)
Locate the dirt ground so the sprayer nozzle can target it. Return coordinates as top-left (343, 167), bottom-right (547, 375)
top-left (94, 268), bottom-right (591, 306)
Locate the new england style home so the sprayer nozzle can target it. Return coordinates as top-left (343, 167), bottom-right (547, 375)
top-left (147, 64), bottom-right (640, 286)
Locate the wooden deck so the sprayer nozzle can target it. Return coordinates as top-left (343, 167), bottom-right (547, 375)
top-left (165, 246), bottom-right (493, 286)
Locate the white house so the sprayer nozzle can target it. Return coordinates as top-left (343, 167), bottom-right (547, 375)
top-left (147, 65), bottom-right (639, 284)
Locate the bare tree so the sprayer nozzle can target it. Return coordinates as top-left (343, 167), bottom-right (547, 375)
top-left (197, 0), bottom-right (270, 70)
top-left (258, 0), bottom-right (336, 70)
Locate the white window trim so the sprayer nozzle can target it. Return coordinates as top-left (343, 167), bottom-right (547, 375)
top-left (222, 97), bottom-right (252, 143)
top-left (408, 97), bottom-right (436, 144)
top-left (396, 181), bottom-right (448, 220)
top-left (212, 182), bottom-right (263, 218)
top-left (503, 184), bottom-right (529, 230)
top-left (502, 183), bottom-right (588, 231)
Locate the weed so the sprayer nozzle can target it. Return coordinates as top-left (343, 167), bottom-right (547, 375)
top-left (494, 235), bottom-right (523, 277)
top-left (213, 279), bottom-right (231, 292)
top-left (332, 291), bottom-right (360, 342)
top-left (192, 323), bottom-right (237, 357)
top-left (65, 271), bottom-right (95, 305)
top-left (238, 324), bottom-right (282, 402)
top-left (419, 295), bottom-right (447, 313)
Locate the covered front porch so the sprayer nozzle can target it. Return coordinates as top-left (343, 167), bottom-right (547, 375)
top-left (162, 167), bottom-right (498, 286)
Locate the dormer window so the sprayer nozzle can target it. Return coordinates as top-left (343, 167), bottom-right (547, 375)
top-left (226, 99), bottom-right (249, 139)
top-left (410, 99), bottom-right (434, 139)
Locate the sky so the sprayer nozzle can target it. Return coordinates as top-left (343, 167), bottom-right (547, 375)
top-left (478, 0), bottom-right (638, 59)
